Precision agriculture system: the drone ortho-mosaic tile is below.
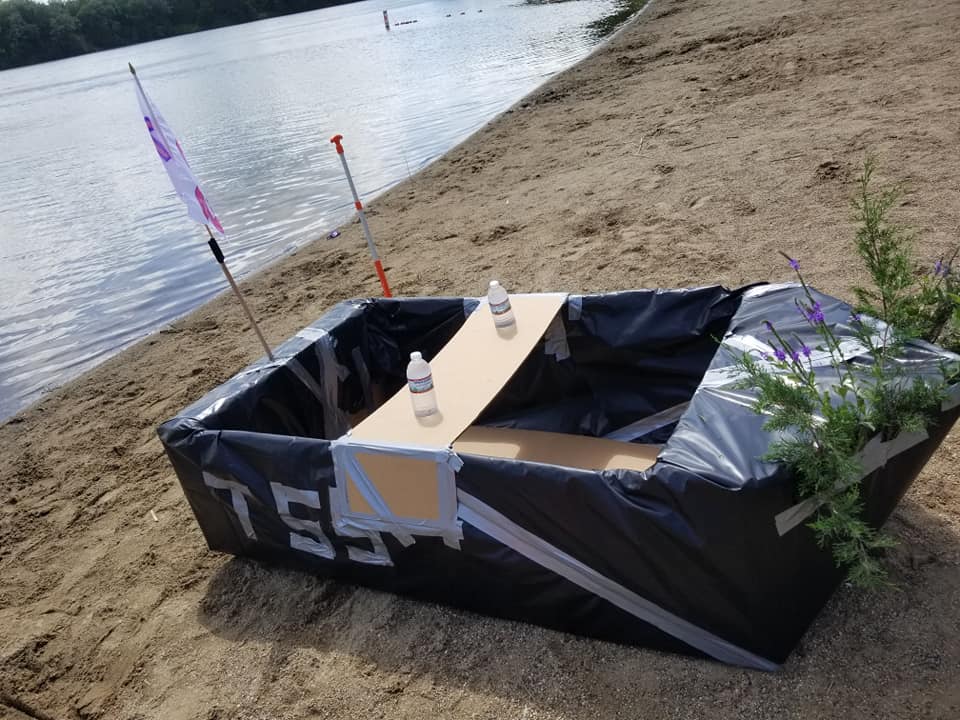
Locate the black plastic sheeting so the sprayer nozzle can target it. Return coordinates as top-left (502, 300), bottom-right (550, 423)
top-left (158, 284), bottom-right (959, 667)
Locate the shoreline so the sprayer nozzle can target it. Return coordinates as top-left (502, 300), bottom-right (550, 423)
top-left (4, 0), bottom-right (960, 717)
top-left (0, 0), bottom-right (641, 425)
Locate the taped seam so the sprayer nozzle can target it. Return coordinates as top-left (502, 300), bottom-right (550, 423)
top-left (329, 438), bottom-right (463, 548)
top-left (457, 490), bottom-right (779, 671)
top-left (774, 429), bottom-right (929, 536)
top-left (942, 383), bottom-right (960, 411)
top-left (543, 315), bottom-right (570, 361)
top-left (313, 330), bottom-right (351, 438)
top-left (605, 401), bottom-right (690, 442)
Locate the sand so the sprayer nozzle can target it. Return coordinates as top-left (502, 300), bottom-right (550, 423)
top-left (3, 0), bottom-right (960, 717)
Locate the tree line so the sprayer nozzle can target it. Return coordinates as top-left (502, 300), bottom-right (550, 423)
top-left (0, 0), bottom-right (352, 70)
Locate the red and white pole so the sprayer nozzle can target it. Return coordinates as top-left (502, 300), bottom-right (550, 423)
top-left (330, 133), bottom-right (393, 298)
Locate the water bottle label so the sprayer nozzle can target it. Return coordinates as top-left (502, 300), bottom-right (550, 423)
top-left (408, 374), bottom-right (434, 394)
top-left (490, 298), bottom-right (512, 316)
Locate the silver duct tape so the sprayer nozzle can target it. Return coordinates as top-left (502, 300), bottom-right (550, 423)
top-left (236, 358), bottom-right (287, 377)
top-left (457, 490), bottom-right (779, 671)
top-left (202, 472), bottom-right (257, 539)
top-left (269, 482), bottom-right (336, 560)
top-left (294, 326), bottom-right (354, 435)
top-left (942, 383), bottom-right (960, 411)
top-left (774, 429), bottom-right (929, 536)
top-left (567, 295), bottom-right (583, 321)
top-left (351, 347), bottom-right (375, 412)
top-left (743, 282), bottom-right (801, 298)
top-left (329, 438), bottom-right (464, 549)
top-left (605, 401), bottom-right (690, 442)
top-left (296, 326), bottom-right (329, 342)
top-left (343, 529), bottom-right (393, 566)
top-left (332, 443), bottom-right (416, 547)
top-left (703, 329), bottom-right (889, 390)
top-left (311, 329), bottom-right (351, 438)
top-left (286, 358), bottom-right (326, 406)
top-left (544, 315), bottom-right (570, 361)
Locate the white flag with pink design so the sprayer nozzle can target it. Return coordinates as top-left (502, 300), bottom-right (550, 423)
top-left (132, 69), bottom-right (225, 237)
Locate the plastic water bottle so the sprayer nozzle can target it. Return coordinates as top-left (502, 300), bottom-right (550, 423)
top-left (407, 351), bottom-right (438, 417)
top-left (488, 280), bottom-right (515, 328)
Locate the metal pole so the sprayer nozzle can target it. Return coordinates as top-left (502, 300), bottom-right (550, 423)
top-left (329, 134), bottom-right (393, 298)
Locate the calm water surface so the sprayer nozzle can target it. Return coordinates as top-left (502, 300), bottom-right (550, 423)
top-left (0, 0), bottom-right (626, 420)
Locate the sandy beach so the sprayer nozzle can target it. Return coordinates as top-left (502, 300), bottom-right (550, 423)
top-left (3, 0), bottom-right (960, 717)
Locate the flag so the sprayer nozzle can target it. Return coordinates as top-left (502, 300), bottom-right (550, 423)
top-left (131, 67), bottom-right (225, 236)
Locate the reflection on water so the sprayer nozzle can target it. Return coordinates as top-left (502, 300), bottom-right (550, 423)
top-left (0, 0), bottom-right (628, 420)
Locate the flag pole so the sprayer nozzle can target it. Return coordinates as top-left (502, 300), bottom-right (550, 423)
top-left (204, 225), bottom-right (275, 361)
top-left (329, 134), bottom-right (392, 298)
top-left (129, 62), bottom-right (274, 362)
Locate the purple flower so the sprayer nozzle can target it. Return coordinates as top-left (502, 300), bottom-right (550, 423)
top-left (935, 259), bottom-right (944, 277)
top-left (851, 312), bottom-right (862, 324)
top-left (801, 343), bottom-right (812, 358)
top-left (790, 350), bottom-right (800, 362)
top-left (764, 320), bottom-right (774, 332)
top-left (774, 348), bottom-right (787, 362)
top-left (804, 301), bottom-right (825, 325)
top-left (788, 257), bottom-right (800, 271)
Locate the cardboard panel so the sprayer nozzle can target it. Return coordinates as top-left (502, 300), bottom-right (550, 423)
top-left (348, 452), bottom-right (442, 520)
top-left (350, 294), bottom-right (566, 448)
top-left (454, 426), bottom-right (660, 473)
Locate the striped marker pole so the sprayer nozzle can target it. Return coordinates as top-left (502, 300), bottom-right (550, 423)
top-left (330, 134), bottom-right (393, 298)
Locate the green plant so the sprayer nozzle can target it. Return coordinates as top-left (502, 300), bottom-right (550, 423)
top-left (851, 158), bottom-right (960, 351)
top-left (734, 257), bottom-right (951, 588)
top-left (731, 159), bottom-right (960, 588)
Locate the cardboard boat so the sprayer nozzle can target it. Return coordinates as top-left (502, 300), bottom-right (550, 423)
top-left (158, 283), bottom-right (960, 669)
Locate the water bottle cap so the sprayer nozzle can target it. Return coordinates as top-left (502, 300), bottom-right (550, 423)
top-left (410, 351), bottom-right (422, 361)
top-left (489, 280), bottom-right (500, 288)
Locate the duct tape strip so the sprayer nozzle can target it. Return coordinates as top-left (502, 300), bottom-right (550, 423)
top-left (907, 337), bottom-right (960, 363)
top-left (202, 471), bottom-right (256, 540)
top-left (567, 295), bottom-right (583, 321)
top-left (351, 347), bottom-right (375, 412)
top-left (269, 481), bottom-right (336, 560)
top-left (237, 358), bottom-right (287, 378)
top-left (296, 326), bottom-right (328, 342)
top-left (743, 282), bottom-right (801, 298)
top-left (330, 438), bottom-right (464, 549)
top-left (604, 401), bottom-right (691, 442)
top-left (235, 352), bottom-right (332, 423)
top-left (774, 429), bottom-right (929, 537)
top-left (943, 383), bottom-right (960, 411)
top-left (457, 490), bottom-right (779, 671)
top-left (543, 315), bottom-right (570, 361)
top-left (297, 329), bottom-right (350, 438)
top-left (702, 329), bottom-right (888, 390)
top-left (286, 358), bottom-right (326, 406)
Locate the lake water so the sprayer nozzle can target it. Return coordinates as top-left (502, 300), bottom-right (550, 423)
top-left (0, 0), bottom-right (628, 420)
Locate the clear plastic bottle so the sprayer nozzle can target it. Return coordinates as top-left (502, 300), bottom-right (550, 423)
top-left (487, 280), bottom-right (515, 328)
top-left (407, 351), bottom-right (438, 417)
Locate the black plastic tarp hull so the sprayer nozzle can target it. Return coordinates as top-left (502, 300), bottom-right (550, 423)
top-left (158, 285), bottom-right (959, 668)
